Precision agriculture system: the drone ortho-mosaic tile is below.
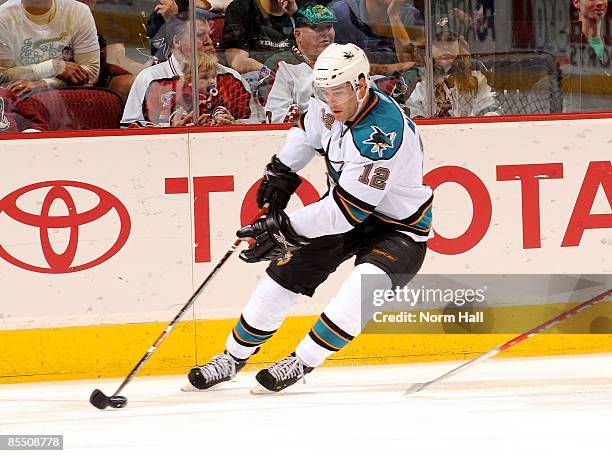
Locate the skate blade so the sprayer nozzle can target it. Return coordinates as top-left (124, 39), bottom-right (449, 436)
top-left (180, 383), bottom-right (221, 392)
top-left (250, 382), bottom-right (276, 395)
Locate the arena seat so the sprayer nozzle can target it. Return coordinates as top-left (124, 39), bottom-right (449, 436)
top-left (16, 87), bottom-right (123, 131)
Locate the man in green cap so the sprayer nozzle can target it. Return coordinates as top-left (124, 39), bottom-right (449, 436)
top-left (256, 3), bottom-right (337, 123)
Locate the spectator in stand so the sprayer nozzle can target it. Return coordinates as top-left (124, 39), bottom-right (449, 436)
top-left (122, 15), bottom-right (253, 127)
top-left (148, 0), bottom-right (233, 63)
top-left (152, 0), bottom-right (231, 18)
top-left (406, 15), bottom-right (499, 118)
top-left (570, 0), bottom-right (611, 110)
top-left (572, 0), bottom-right (609, 60)
top-left (221, 0), bottom-right (298, 76)
top-left (148, 0), bottom-right (217, 62)
top-left (329, 0), bottom-right (421, 75)
top-left (0, 0), bottom-right (100, 96)
top-left (256, 4), bottom-right (336, 123)
top-left (71, 0), bottom-right (135, 106)
top-left (94, 34), bottom-right (134, 106)
top-left (145, 52), bottom-right (251, 126)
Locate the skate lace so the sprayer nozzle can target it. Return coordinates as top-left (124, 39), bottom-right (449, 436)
top-left (197, 354), bottom-right (236, 381)
top-left (268, 356), bottom-right (306, 384)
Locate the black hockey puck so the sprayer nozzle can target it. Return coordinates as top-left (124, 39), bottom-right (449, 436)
top-left (109, 395), bottom-right (128, 408)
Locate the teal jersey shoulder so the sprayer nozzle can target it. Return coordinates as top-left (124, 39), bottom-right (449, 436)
top-left (350, 89), bottom-right (412, 161)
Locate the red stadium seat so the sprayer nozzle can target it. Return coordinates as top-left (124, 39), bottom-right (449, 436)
top-left (16, 87), bottom-right (122, 131)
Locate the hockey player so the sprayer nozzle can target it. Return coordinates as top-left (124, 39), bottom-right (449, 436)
top-left (187, 43), bottom-right (433, 393)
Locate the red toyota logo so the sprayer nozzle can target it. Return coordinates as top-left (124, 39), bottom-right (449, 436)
top-left (0, 181), bottom-right (131, 273)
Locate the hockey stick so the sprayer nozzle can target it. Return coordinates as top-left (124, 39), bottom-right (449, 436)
top-left (404, 287), bottom-right (612, 395)
top-left (90, 207), bottom-right (267, 409)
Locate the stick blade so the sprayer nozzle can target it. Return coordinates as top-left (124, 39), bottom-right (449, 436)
top-left (403, 382), bottom-right (429, 396)
top-left (89, 389), bottom-right (110, 409)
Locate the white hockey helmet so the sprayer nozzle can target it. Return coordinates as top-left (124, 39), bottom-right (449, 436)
top-left (313, 43), bottom-right (371, 92)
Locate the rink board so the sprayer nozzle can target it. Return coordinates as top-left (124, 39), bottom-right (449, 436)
top-left (0, 117), bottom-right (611, 383)
top-left (1, 314), bottom-right (612, 384)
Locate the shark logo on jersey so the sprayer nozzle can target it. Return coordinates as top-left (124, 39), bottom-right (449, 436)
top-left (0, 98), bottom-right (10, 131)
top-left (160, 90), bottom-right (176, 107)
top-left (362, 126), bottom-right (396, 158)
top-left (343, 51), bottom-right (354, 60)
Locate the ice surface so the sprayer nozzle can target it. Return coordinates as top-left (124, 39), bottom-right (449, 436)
top-left (1, 354), bottom-right (611, 456)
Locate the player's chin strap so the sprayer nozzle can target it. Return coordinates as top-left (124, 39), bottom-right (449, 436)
top-left (349, 84), bottom-right (371, 123)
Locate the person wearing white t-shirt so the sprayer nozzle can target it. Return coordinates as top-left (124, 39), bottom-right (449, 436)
top-left (0, 0), bottom-right (100, 96)
top-left (256, 4), bottom-right (337, 124)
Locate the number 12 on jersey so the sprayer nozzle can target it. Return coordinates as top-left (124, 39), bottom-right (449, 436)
top-left (358, 164), bottom-right (390, 190)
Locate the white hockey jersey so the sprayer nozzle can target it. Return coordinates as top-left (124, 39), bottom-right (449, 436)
top-left (279, 88), bottom-right (433, 243)
top-left (121, 54), bottom-right (182, 127)
top-left (263, 59), bottom-right (313, 123)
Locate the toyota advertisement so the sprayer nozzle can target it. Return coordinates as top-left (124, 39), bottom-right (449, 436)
top-left (0, 121), bottom-right (610, 330)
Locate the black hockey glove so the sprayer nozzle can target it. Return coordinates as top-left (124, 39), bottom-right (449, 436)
top-left (236, 210), bottom-right (310, 263)
top-left (256, 155), bottom-right (302, 210)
